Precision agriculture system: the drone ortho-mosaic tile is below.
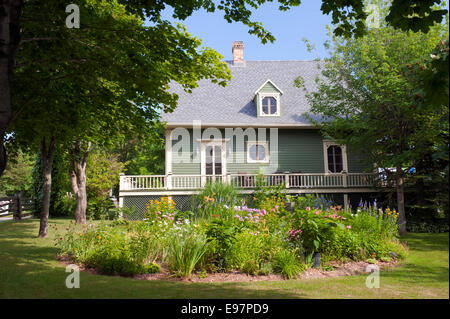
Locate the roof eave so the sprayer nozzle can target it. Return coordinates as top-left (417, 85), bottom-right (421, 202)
top-left (164, 122), bottom-right (319, 129)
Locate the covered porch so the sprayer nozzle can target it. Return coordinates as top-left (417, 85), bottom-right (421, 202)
top-left (119, 172), bottom-right (382, 196)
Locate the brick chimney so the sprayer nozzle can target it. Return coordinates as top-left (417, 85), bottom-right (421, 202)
top-left (232, 41), bottom-right (244, 64)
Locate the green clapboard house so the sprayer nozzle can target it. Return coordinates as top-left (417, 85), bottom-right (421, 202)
top-left (119, 42), bottom-right (380, 217)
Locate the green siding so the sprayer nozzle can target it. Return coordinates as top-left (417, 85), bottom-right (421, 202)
top-left (259, 81), bottom-right (278, 93)
top-left (226, 130), bottom-right (270, 174)
top-left (171, 129), bottom-right (200, 174)
top-left (169, 128), bottom-right (368, 175)
top-left (277, 129), bottom-right (324, 173)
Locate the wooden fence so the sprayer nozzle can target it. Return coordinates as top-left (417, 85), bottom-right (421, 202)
top-left (0, 194), bottom-right (34, 220)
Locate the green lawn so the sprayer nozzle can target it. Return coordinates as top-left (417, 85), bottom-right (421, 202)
top-left (0, 217), bottom-right (448, 299)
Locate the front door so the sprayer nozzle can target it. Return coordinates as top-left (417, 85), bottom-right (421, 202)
top-left (205, 145), bottom-right (222, 176)
top-left (201, 141), bottom-right (225, 184)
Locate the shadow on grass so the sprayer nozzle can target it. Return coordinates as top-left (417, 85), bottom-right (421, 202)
top-left (400, 232), bottom-right (449, 253)
top-left (0, 218), bottom-right (306, 299)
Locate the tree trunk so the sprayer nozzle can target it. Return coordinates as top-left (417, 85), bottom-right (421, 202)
top-left (0, 0), bottom-right (23, 176)
top-left (38, 136), bottom-right (56, 238)
top-left (13, 192), bottom-right (21, 220)
top-left (396, 167), bottom-right (407, 236)
top-left (69, 140), bottom-right (91, 224)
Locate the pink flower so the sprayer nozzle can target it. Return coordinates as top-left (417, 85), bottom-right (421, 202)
top-left (306, 207), bottom-right (311, 211)
top-left (346, 225), bottom-right (352, 229)
top-left (314, 210), bottom-right (320, 215)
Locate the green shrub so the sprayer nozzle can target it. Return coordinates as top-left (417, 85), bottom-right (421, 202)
top-left (288, 208), bottom-right (346, 255)
top-left (54, 194), bottom-right (77, 217)
top-left (56, 221), bottom-right (163, 276)
top-left (204, 219), bottom-right (240, 270)
top-left (86, 197), bottom-right (115, 220)
top-left (321, 228), bottom-right (362, 262)
top-left (380, 239), bottom-right (409, 260)
top-left (259, 262), bottom-right (274, 275)
top-left (142, 262), bottom-right (160, 274)
top-left (273, 248), bottom-right (306, 279)
top-left (227, 229), bottom-right (266, 274)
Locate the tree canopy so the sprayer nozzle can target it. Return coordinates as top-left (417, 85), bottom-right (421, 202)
top-left (298, 1), bottom-right (449, 234)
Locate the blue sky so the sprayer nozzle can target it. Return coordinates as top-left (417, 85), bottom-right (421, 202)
top-left (160, 0), bottom-right (333, 61)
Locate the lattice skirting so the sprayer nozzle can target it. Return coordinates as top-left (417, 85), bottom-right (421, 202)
top-left (122, 195), bottom-right (195, 220)
top-left (121, 192), bottom-right (379, 220)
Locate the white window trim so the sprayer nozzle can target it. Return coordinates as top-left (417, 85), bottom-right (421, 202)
top-left (200, 140), bottom-right (227, 176)
top-left (247, 141), bottom-right (270, 163)
top-left (259, 93), bottom-right (281, 117)
top-left (323, 140), bottom-right (348, 174)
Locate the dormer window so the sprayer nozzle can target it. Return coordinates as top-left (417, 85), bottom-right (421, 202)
top-left (254, 79), bottom-right (283, 118)
top-left (262, 96), bottom-right (278, 115)
top-left (258, 93), bottom-right (280, 116)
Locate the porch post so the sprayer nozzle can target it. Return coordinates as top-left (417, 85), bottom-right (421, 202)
top-left (165, 128), bottom-right (172, 175)
top-left (285, 172), bottom-right (290, 188)
top-left (167, 173), bottom-right (173, 190)
top-left (201, 175), bottom-right (206, 188)
top-left (342, 171), bottom-right (348, 188)
top-left (343, 171), bottom-right (349, 211)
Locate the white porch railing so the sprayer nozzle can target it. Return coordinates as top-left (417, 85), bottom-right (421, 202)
top-left (120, 173), bottom-right (379, 191)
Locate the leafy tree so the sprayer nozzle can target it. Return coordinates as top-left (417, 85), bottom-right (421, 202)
top-left (85, 149), bottom-right (126, 220)
top-left (0, 149), bottom-right (34, 196)
top-left (117, 120), bottom-right (166, 175)
top-left (9, 0), bottom-right (231, 236)
top-left (407, 39), bottom-right (449, 218)
top-left (298, 3), bottom-right (448, 235)
top-left (1, 0), bottom-right (448, 177)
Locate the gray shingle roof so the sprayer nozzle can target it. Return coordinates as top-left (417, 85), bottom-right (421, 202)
top-left (161, 60), bottom-right (322, 126)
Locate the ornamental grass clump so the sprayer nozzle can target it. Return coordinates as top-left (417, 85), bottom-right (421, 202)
top-left (273, 248), bottom-right (306, 279)
top-left (166, 227), bottom-right (209, 278)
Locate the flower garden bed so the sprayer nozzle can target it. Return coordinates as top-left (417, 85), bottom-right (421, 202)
top-left (58, 253), bottom-right (400, 282)
top-left (55, 182), bottom-right (408, 281)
